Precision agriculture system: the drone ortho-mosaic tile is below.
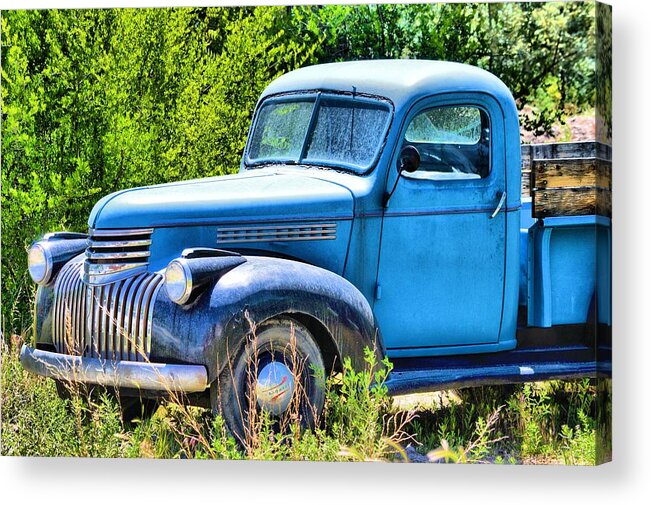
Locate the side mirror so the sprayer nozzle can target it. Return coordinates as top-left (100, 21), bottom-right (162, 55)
top-left (384, 145), bottom-right (421, 208)
top-left (397, 145), bottom-right (420, 174)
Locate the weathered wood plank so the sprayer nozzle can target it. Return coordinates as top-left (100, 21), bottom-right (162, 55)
top-left (521, 170), bottom-right (532, 197)
top-left (532, 187), bottom-right (611, 218)
top-left (521, 141), bottom-right (611, 166)
top-left (531, 157), bottom-right (611, 190)
top-left (596, 188), bottom-right (612, 218)
top-left (529, 141), bottom-right (612, 161)
top-left (520, 144), bottom-right (533, 171)
top-left (521, 141), bottom-right (612, 213)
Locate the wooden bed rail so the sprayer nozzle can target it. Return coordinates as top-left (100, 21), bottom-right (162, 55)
top-left (521, 141), bottom-right (612, 218)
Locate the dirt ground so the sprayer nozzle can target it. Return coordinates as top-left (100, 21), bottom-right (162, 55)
top-left (520, 114), bottom-right (596, 144)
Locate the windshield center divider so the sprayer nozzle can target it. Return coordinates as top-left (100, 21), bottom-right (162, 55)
top-left (298, 92), bottom-right (322, 163)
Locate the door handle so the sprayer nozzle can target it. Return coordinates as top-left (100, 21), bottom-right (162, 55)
top-left (490, 192), bottom-right (507, 219)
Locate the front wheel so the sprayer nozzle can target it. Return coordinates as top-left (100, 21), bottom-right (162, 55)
top-left (211, 317), bottom-right (326, 445)
top-left (55, 380), bottom-right (157, 422)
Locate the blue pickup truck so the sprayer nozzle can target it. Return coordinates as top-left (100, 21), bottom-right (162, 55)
top-left (21, 60), bottom-right (611, 437)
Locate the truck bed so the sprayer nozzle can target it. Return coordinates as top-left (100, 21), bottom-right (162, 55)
top-left (519, 199), bottom-right (612, 328)
top-left (519, 141), bottom-right (612, 329)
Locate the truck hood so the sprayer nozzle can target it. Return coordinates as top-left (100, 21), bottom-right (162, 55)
top-left (89, 169), bottom-right (354, 229)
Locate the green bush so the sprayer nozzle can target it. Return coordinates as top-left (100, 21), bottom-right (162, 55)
top-left (1, 336), bottom-right (602, 464)
top-left (2, 4), bottom-right (601, 337)
top-left (1, 341), bottom-right (409, 461)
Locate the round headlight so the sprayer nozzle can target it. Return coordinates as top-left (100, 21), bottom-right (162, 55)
top-left (28, 243), bottom-right (53, 285)
top-left (165, 259), bottom-right (193, 305)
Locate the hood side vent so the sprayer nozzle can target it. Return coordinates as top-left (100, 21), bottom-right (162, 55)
top-left (217, 223), bottom-right (336, 244)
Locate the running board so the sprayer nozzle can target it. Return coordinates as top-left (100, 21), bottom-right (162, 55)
top-left (385, 345), bottom-right (611, 395)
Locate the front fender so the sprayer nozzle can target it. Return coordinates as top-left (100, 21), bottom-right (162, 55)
top-left (150, 256), bottom-right (384, 384)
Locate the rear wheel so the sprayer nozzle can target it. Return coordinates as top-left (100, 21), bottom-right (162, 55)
top-left (211, 317), bottom-right (326, 445)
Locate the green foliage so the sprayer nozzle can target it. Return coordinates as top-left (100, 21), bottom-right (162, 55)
top-left (505, 380), bottom-right (596, 464)
top-left (322, 348), bottom-right (414, 461)
top-left (1, 7), bottom-right (317, 333)
top-left (1, 3), bottom-right (602, 337)
top-left (325, 349), bottom-right (393, 450)
top-left (1, 339), bottom-right (601, 464)
top-left (408, 380), bottom-right (598, 465)
top-left (409, 386), bottom-right (514, 461)
top-left (1, 342), bottom-right (407, 461)
top-left (1, 340), bottom-right (124, 457)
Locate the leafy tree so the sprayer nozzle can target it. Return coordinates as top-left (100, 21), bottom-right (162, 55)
top-left (1, 3), bottom-right (603, 335)
top-left (289, 2), bottom-right (597, 135)
top-left (595, 2), bottom-right (612, 142)
top-left (1, 7), bottom-right (320, 332)
top-left (2, 10), bottom-right (114, 331)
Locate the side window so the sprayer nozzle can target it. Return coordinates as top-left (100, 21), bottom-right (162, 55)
top-left (403, 105), bottom-right (490, 179)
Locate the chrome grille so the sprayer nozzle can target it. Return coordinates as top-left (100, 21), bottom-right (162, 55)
top-left (53, 259), bottom-right (163, 361)
top-left (217, 223), bottom-right (337, 244)
top-left (84, 228), bottom-right (153, 285)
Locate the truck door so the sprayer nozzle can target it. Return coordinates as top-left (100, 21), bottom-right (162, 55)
top-left (375, 95), bottom-right (507, 356)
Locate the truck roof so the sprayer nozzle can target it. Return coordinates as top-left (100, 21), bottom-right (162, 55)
top-left (260, 59), bottom-right (515, 111)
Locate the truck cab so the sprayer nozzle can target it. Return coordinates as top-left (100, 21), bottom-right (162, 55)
top-left (20, 60), bottom-right (611, 437)
top-left (240, 60), bottom-right (522, 357)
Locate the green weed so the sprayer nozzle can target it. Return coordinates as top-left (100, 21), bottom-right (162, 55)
top-left (1, 340), bottom-right (410, 461)
top-left (1, 337), bottom-right (603, 464)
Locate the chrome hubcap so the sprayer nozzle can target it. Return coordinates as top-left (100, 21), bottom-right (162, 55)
top-left (255, 361), bottom-right (295, 415)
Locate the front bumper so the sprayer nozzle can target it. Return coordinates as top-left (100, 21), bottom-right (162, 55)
top-left (20, 345), bottom-right (208, 393)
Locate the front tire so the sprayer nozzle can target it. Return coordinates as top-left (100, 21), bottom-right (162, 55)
top-left (55, 380), bottom-right (157, 422)
top-left (211, 316), bottom-right (326, 445)
top-left (118, 396), bottom-right (158, 423)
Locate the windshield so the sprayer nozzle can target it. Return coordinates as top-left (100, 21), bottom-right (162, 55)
top-left (246, 93), bottom-right (392, 173)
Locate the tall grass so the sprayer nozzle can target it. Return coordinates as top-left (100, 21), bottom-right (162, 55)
top-left (0, 337), bottom-right (412, 461)
top-left (1, 335), bottom-right (604, 464)
top-left (408, 380), bottom-right (601, 465)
